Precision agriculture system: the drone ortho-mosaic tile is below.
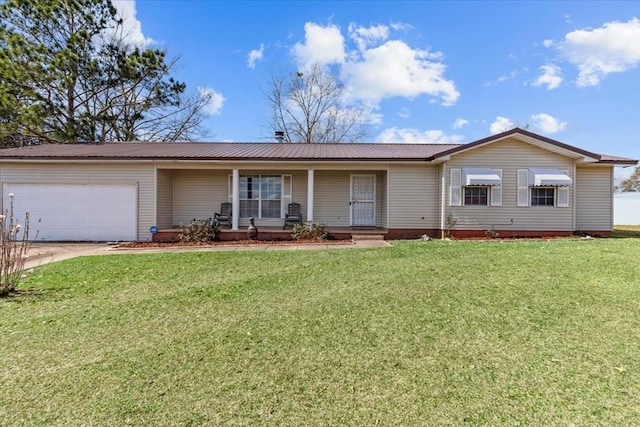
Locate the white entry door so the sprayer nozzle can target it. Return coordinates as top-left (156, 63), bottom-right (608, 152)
top-left (350, 175), bottom-right (376, 226)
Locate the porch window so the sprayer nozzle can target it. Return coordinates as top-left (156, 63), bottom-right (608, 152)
top-left (239, 175), bottom-right (282, 218)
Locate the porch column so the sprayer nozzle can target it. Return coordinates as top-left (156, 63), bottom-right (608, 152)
top-left (307, 169), bottom-right (314, 224)
top-left (232, 169), bottom-right (239, 231)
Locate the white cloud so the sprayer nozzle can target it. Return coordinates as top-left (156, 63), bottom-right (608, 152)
top-left (453, 118), bottom-right (469, 129)
top-left (342, 40), bottom-right (459, 106)
top-left (489, 116), bottom-right (515, 135)
top-left (111, 0), bottom-right (154, 47)
top-left (397, 108), bottom-right (410, 119)
top-left (559, 17), bottom-right (640, 87)
top-left (390, 21), bottom-right (414, 32)
top-left (348, 23), bottom-right (389, 51)
top-left (530, 113), bottom-right (567, 134)
top-left (247, 44), bottom-right (264, 69)
top-left (532, 64), bottom-right (563, 90)
top-left (543, 39), bottom-right (554, 48)
top-left (485, 70), bottom-right (518, 86)
top-left (198, 87), bottom-right (225, 115)
top-left (291, 22), bottom-right (346, 67)
top-left (289, 21), bottom-right (459, 107)
top-left (377, 127), bottom-right (464, 144)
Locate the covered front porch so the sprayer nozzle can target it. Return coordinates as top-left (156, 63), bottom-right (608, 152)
top-left (153, 166), bottom-right (389, 242)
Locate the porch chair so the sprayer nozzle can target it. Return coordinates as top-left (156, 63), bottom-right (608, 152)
top-left (214, 202), bottom-right (232, 227)
top-left (283, 203), bottom-right (303, 229)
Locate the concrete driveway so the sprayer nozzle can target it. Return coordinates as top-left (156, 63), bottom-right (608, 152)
top-left (24, 240), bottom-right (390, 269)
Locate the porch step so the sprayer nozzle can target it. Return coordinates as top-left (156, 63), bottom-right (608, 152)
top-left (351, 234), bottom-right (386, 241)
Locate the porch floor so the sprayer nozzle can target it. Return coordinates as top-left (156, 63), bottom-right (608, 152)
top-left (152, 226), bottom-right (388, 243)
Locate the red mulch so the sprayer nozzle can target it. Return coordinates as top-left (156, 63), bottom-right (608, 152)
top-left (118, 239), bottom-right (351, 248)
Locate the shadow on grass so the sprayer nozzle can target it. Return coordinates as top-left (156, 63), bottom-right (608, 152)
top-left (1, 288), bottom-right (46, 301)
top-left (611, 228), bottom-right (640, 239)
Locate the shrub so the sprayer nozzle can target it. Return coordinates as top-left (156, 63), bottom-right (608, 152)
top-left (291, 222), bottom-right (329, 241)
top-left (1, 193), bottom-right (33, 296)
top-left (179, 218), bottom-right (218, 243)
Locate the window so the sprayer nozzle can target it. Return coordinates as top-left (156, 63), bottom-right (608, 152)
top-left (464, 186), bottom-right (488, 206)
top-left (450, 168), bottom-right (502, 207)
top-left (531, 187), bottom-right (555, 206)
top-left (518, 169), bottom-right (570, 208)
top-left (239, 175), bottom-right (282, 218)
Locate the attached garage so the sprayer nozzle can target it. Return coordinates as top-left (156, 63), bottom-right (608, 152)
top-left (2, 183), bottom-right (137, 241)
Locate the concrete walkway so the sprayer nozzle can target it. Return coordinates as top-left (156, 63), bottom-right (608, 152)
top-left (24, 240), bottom-right (390, 269)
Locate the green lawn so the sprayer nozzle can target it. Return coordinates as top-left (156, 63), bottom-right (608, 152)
top-left (2, 239), bottom-right (640, 426)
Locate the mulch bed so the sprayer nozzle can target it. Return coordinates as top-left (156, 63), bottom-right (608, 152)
top-left (117, 239), bottom-right (352, 249)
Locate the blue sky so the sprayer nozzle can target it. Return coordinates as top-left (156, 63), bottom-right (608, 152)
top-left (115, 1), bottom-right (639, 178)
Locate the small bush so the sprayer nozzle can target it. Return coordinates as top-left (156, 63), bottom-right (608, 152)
top-left (1, 193), bottom-right (33, 296)
top-left (485, 226), bottom-right (499, 239)
top-left (179, 218), bottom-right (218, 243)
top-left (291, 222), bottom-right (329, 241)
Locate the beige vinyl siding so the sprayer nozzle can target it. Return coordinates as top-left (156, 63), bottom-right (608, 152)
top-left (156, 169), bottom-right (173, 228)
top-left (388, 165), bottom-right (439, 229)
top-left (445, 138), bottom-right (574, 231)
top-left (313, 170), bottom-right (386, 227)
top-left (290, 170), bottom-right (308, 222)
top-left (576, 166), bottom-right (614, 231)
top-left (0, 162), bottom-right (155, 240)
top-left (172, 170), bottom-right (228, 226)
top-left (314, 171), bottom-right (353, 227)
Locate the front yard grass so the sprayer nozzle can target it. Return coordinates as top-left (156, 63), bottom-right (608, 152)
top-left (2, 238), bottom-right (640, 425)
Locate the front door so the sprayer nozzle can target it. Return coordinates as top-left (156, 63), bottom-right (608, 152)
top-left (350, 175), bottom-right (376, 226)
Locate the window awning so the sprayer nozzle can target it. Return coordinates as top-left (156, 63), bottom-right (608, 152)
top-left (528, 168), bottom-right (572, 186)
top-left (462, 168), bottom-right (502, 186)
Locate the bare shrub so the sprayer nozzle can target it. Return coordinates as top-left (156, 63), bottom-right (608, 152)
top-left (1, 193), bottom-right (33, 296)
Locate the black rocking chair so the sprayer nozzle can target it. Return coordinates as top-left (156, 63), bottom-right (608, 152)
top-left (283, 203), bottom-right (303, 229)
top-left (214, 202), bottom-right (232, 227)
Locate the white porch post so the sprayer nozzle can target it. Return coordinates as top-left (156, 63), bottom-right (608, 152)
top-left (232, 169), bottom-right (239, 231)
top-left (307, 169), bottom-right (314, 224)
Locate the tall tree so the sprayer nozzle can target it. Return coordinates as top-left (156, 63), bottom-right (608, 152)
top-left (265, 64), bottom-right (370, 143)
top-left (619, 166), bottom-right (640, 192)
top-left (0, 0), bottom-right (209, 145)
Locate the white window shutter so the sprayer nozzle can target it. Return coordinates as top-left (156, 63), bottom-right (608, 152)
top-left (281, 174), bottom-right (292, 218)
top-left (557, 169), bottom-right (570, 207)
top-left (517, 169), bottom-right (530, 207)
top-left (450, 168), bottom-right (462, 206)
top-left (228, 174), bottom-right (233, 203)
top-left (490, 169), bottom-right (502, 206)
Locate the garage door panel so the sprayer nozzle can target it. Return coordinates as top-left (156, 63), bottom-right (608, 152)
top-left (3, 184), bottom-right (137, 241)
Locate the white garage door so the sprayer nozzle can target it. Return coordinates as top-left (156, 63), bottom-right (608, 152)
top-left (3, 183), bottom-right (137, 241)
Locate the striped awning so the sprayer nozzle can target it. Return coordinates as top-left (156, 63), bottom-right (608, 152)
top-left (528, 168), bottom-right (572, 186)
top-left (462, 168), bottom-right (502, 186)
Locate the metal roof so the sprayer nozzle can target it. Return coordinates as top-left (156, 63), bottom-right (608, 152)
top-left (0, 141), bottom-right (460, 161)
top-left (0, 128), bottom-right (636, 165)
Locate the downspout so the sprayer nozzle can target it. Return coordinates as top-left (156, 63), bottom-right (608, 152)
top-left (440, 162), bottom-right (447, 239)
top-left (609, 166), bottom-right (615, 231)
top-left (573, 162), bottom-right (577, 233)
top-left (386, 165), bottom-right (390, 231)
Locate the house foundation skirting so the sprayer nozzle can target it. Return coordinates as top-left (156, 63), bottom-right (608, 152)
top-left (444, 229), bottom-right (610, 239)
top-left (151, 227), bottom-right (610, 242)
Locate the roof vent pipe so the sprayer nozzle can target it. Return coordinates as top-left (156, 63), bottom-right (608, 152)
top-left (275, 130), bottom-right (285, 143)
